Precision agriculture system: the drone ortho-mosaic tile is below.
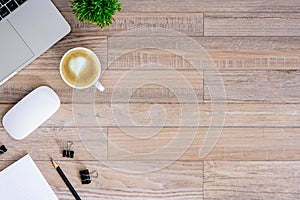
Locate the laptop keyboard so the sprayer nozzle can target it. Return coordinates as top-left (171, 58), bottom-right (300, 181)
top-left (0, 0), bottom-right (26, 20)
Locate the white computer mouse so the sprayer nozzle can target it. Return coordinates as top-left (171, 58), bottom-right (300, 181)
top-left (2, 86), bottom-right (60, 140)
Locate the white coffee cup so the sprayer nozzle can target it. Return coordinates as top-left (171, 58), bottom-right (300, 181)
top-left (60, 47), bottom-right (105, 91)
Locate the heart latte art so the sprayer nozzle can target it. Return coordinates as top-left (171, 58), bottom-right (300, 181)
top-left (61, 49), bottom-right (100, 87)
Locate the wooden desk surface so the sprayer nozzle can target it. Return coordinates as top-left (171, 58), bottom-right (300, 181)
top-left (1, 0), bottom-right (300, 199)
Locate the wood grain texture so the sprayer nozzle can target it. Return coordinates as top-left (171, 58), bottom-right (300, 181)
top-left (0, 160), bottom-right (203, 200)
top-left (1, 103), bottom-right (300, 128)
top-left (110, 13), bottom-right (203, 37)
top-left (2, 127), bottom-right (300, 162)
top-left (108, 37), bottom-right (300, 70)
top-left (59, 12), bottom-right (203, 36)
top-left (204, 161), bottom-right (300, 199)
top-left (0, 69), bottom-right (203, 103)
top-left (205, 13), bottom-right (300, 37)
top-left (205, 70), bottom-right (300, 103)
top-left (108, 127), bottom-right (300, 161)
top-left (25, 36), bottom-right (300, 71)
top-left (2, 0), bottom-right (300, 199)
top-left (4, 69), bottom-right (300, 104)
top-left (107, 48), bottom-right (300, 71)
top-left (0, 127), bottom-right (104, 161)
top-left (52, 0), bottom-right (300, 13)
top-left (122, 0), bottom-right (300, 13)
top-left (26, 35), bottom-right (108, 70)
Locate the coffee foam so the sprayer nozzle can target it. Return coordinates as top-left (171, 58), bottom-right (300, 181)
top-left (61, 49), bottom-right (100, 87)
top-left (70, 57), bottom-right (87, 77)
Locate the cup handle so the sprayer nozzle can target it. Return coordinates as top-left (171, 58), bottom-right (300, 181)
top-left (95, 81), bottom-right (105, 92)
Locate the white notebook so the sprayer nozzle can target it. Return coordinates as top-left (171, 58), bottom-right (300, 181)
top-left (0, 154), bottom-right (58, 200)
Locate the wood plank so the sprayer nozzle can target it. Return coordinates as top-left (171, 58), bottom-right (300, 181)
top-left (52, 0), bottom-right (300, 13)
top-left (26, 35), bottom-right (108, 70)
top-left (108, 127), bottom-right (300, 161)
top-left (59, 12), bottom-right (203, 36)
top-left (26, 35), bottom-right (300, 71)
top-left (204, 161), bottom-right (300, 199)
top-left (0, 69), bottom-right (203, 104)
top-left (0, 160), bottom-right (203, 200)
top-left (109, 13), bottom-right (203, 37)
top-left (205, 13), bottom-right (300, 37)
top-left (108, 37), bottom-right (300, 70)
top-left (5, 70), bottom-right (300, 105)
top-left (204, 70), bottom-right (300, 103)
top-left (107, 127), bottom-right (204, 161)
top-left (0, 127), bottom-right (106, 161)
top-left (196, 37), bottom-right (300, 70)
top-left (2, 127), bottom-right (300, 161)
top-left (1, 103), bottom-right (300, 128)
top-left (205, 128), bottom-right (300, 161)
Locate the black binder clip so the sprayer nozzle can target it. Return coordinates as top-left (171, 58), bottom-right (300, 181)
top-left (0, 145), bottom-right (7, 155)
top-left (63, 141), bottom-right (74, 158)
top-left (79, 169), bottom-right (98, 185)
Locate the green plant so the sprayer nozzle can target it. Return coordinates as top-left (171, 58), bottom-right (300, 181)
top-left (71, 0), bottom-right (122, 28)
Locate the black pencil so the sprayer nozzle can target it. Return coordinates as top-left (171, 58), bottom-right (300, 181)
top-left (51, 158), bottom-right (81, 200)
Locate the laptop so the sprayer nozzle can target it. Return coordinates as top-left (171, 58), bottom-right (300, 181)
top-left (0, 0), bottom-right (70, 85)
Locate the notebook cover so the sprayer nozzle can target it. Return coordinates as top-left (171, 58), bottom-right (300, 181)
top-left (0, 154), bottom-right (58, 200)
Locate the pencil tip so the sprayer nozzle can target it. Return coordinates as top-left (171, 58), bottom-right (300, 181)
top-left (50, 158), bottom-right (59, 168)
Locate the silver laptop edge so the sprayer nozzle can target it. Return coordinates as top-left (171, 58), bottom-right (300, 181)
top-left (0, 0), bottom-right (71, 85)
